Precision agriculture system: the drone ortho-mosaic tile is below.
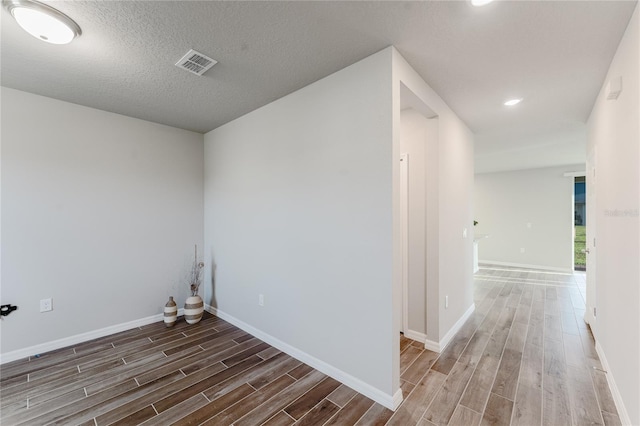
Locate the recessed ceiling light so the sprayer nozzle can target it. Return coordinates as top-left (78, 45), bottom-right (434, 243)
top-left (504, 98), bottom-right (522, 106)
top-left (471, 0), bottom-right (494, 6)
top-left (3, 0), bottom-right (81, 44)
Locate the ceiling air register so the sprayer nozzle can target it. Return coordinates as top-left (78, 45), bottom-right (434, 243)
top-left (175, 49), bottom-right (217, 76)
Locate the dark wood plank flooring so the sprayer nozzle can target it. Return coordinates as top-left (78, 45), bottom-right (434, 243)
top-left (0, 266), bottom-right (620, 425)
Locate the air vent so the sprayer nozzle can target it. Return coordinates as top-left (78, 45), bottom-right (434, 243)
top-left (175, 49), bottom-right (217, 76)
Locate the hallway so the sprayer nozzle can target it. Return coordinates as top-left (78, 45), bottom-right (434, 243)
top-left (391, 265), bottom-right (618, 425)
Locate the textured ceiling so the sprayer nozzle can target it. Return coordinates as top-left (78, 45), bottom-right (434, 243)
top-left (1, 1), bottom-right (637, 172)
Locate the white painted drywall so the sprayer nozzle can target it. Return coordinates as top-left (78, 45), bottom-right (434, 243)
top-left (423, 116), bottom-right (440, 342)
top-left (474, 165), bottom-right (582, 272)
top-left (587, 4), bottom-right (639, 424)
top-left (475, 126), bottom-right (587, 174)
top-left (399, 109), bottom-right (440, 339)
top-left (204, 49), bottom-right (394, 400)
top-left (0, 88), bottom-right (204, 355)
top-left (392, 49), bottom-right (475, 351)
top-left (400, 109), bottom-right (427, 337)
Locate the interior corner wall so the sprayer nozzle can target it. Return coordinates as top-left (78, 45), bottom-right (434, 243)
top-left (392, 49), bottom-right (475, 347)
top-left (0, 87), bottom-right (204, 356)
top-left (203, 49), bottom-right (395, 403)
top-left (587, 3), bottom-right (640, 424)
top-left (474, 165), bottom-right (582, 272)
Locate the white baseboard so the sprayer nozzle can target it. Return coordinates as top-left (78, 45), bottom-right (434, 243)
top-left (479, 260), bottom-right (573, 274)
top-left (403, 330), bottom-right (427, 344)
top-left (424, 303), bottom-right (475, 353)
top-left (206, 304), bottom-right (401, 410)
top-left (392, 387), bottom-right (404, 410)
top-left (0, 309), bottom-right (184, 365)
top-left (424, 339), bottom-right (441, 353)
top-left (595, 341), bottom-right (632, 425)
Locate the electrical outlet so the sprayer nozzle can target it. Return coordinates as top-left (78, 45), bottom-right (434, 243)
top-left (526, 222), bottom-right (532, 228)
top-left (520, 248), bottom-right (525, 253)
top-left (258, 294), bottom-right (264, 307)
top-left (40, 298), bottom-right (52, 313)
top-left (445, 295), bottom-right (449, 309)
top-left (463, 228), bottom-right (468, 238)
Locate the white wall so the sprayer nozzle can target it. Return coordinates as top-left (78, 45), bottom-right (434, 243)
top-left (1, 88), bottom-right (204, 357)
top-left (400, 109), bottom-right (426, 337)
top-left (204, 49), bottom-right (395, 405)
top-left (399, 109), bottom-right (438, 340)
top-left (474, 165), bottom-right (582, 272)
top-left (587, 4), bottom-right (639, 424)
top-left (392, 49), bottom-right (475, 354)
top-left (475, 126), bottom-right (587, 174)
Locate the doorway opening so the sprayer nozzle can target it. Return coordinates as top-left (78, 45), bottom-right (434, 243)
top-left (574, 176), bottom-right (586, 271)
top-left (397, 83), bottom-right (438, 364)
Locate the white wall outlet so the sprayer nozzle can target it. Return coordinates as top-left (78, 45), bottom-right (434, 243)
top-left (258, 294), bottom-right (264, 306)
top-left (40, 298), bottom-right (52, 313)
top-left (445, 295), bottom-right (449, 309)
top-left (526, 222), bottom-right (532, 228)
top-left (463, 228), bottom-right (467, 238)
top-left (520, 247), bottom-right (525, 253)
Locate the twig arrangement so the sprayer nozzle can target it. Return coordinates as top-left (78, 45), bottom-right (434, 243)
top-left (190, 245), bottom-right (205, 296)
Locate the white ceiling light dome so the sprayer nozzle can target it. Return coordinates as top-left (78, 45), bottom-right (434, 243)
top-left (504, 98), bottom-right (523, 106)
top-left (471, 0), bottom-right (494, 7)
top-left (3, 0), bottom-right (81, 44)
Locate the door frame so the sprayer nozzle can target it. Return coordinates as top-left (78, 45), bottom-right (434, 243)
top-left (400, 153), bottom-right (409, 334)
top-left (585, 149), bottom-right (597, 330)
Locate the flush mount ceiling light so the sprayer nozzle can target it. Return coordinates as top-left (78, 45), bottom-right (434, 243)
top-left (471, 0), bottom-right (494, 6)
top-left (3, 0), bottom-right (81, 44)
top-left (504, 98), bottom-right (523, 106)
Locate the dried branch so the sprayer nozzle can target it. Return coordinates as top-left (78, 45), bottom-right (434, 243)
top-left (189, 245), bottom-right (205, 297)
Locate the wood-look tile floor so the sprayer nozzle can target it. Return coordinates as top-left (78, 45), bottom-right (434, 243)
top-left (391, 265), bottom-right (620, 426)
top-left (0, 265), bottom-right (620, 425)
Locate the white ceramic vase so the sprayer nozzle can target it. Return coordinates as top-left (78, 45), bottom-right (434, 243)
top-left (184, 295), bottom-right (204, 324)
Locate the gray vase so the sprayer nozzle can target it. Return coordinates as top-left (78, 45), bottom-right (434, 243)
top-left (163, 296), bottom-right (178, 327)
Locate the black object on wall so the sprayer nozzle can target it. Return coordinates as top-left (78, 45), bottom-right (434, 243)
top-left (1, 304), bottom-right (18, 317)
